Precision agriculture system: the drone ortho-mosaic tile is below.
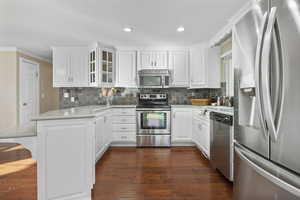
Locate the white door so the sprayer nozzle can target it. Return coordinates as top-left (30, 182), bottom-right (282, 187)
top-left (95, 116), bottom-right (105, 156)
top-left (116, 51), bottom-right (137, 87)
top-left (52, 47), bottom-right (71, 87)
top-left (190, 45), bottom-right (207, 88)
top-left (70, 47), bottom-right (89, 87)
top-left (140, 51), bottom-right (153, 69)
top-left (154, 51), bottom-right (168, 68)
top-left (19, 58), bottom-right (39, 133)
top-left (172, 109), bottom-right (192, 143)
top-left (169, 51), bottom-right (189, 87)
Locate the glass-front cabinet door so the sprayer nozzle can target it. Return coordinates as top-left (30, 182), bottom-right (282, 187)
top-left (101, 49), bottom-right (114, 87)
top-left (88, 48), bottom-right (98, 87)
top-left (88, 44), bottom-right (115, 87)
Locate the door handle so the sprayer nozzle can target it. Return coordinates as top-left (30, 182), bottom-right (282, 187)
top-left (235, 145), bottom-right (300, 197)
top-left (261, 7), bottom-right (279, 142)
top-left (254, 12), bottom-right (269, 139)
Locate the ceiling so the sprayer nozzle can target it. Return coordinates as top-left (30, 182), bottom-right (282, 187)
top-left (0, 0), bottom-right (249, 60)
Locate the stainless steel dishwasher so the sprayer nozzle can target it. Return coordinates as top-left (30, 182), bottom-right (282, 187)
top-left (210, 112), bottom-right (234, 181)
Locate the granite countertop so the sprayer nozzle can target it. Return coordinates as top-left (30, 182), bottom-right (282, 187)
top-left (33, 104), bottom-right (233, 121)
top-left (32, 105), bottom-right (136, 121)
top-left (171, 105), bottom-right (234, 116)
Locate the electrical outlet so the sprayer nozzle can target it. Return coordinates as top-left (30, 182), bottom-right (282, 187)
top-left (64, 92), bottom-right (69, 98)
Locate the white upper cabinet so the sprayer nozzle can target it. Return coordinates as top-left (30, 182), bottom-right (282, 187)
top-left (115, 50), bottom-right (137, 88)
top-left (169, 51), bottom-right (189, 87)
top-left (205, 46), bottom-right (221, 88)
top-left (53, 47), bottom-right (89, 88)
top-left (88, 43), bottom-right (115, 88)
top-left (139, 50), bottom-right (168, 69)
top-left (190, 44), bottom-right (207, 88)
top-left (189, 44), bottom-right (221, 88)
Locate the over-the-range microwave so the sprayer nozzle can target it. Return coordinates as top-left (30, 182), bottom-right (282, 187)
top-left (138, 69), bottom-right (171, 88)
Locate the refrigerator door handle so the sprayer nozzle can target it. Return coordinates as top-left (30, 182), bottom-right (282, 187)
top-left (254, 12), bottom-right (269, 139)
top-left (261, 7), bottom-right (279, 142)
top-left (236, 145), bottom-right (300, 198)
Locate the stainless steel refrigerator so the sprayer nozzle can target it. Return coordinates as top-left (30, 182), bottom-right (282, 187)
top-left (233, 0), bottom-right (300, 199)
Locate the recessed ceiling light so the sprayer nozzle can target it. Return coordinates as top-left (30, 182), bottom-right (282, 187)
top-left (177, 26), bottom-right (185, 32)
top-left (123, 27), bottom-right (133, 32)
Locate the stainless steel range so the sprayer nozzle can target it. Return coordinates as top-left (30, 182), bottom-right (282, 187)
top-left (136, 93), bottom-right (171, 147)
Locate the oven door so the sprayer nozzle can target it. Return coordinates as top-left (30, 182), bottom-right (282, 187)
top-left (139, 75), bottom-right (163, 88)
top-left (137, 110), bottom-right (170, 135)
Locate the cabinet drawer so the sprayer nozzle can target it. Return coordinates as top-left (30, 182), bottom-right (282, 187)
top-left (113, 116), bottom-right (136, 124)
top-left (113, 132), bottom-right (136, 142)
top-left (114, 108), bottom-right (136, 116)
top-left (113, 124), bottom-right (136, 132)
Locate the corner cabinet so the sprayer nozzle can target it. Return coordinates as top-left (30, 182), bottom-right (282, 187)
top-left (139, 51), bottom-right (168, 69)
top-left (169, 51), bottom-right (189, 87)
top-left (115, 50), bottom-right (137, 88)
top-left (88, 44), bottom-right (115, 88)
top-left (53, 47), bottom-right (89, 88)
top-left (189, 44), bottom-right (221, 88)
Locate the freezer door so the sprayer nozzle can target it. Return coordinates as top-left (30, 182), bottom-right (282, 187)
top-left (267, 0), bottom-right (300, 175)
top-left (234, 0), bottom-right (270, 158)
top-left (234, 144), bottom-right (300, 200)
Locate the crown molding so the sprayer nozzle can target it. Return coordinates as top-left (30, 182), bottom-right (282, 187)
top-left (17, 48), bottom-right (52, 64)
top-left (0, 47), bottom-right (18, 52)
top-left (0, 46), bottom-right (52, 64)
top-left (209, 1), bottom-right (252, 47)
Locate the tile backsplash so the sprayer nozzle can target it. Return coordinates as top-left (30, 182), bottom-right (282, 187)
top-left (59, 87), bottom-right (221, 109)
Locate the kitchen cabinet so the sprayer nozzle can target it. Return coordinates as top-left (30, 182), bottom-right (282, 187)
top-left (169, 51), bottom-right (189, 87)
top-left (88, 43), bottom-right (115, 88)
top-left (112, 108), bottom-right (136, 146)
top-left (115, 50), bottom-right (137, 87)
top-left (95, 115), bottom-right (105, 161)
top-left (53, 47), bottom-right (89, 87)
top-left (37, 118), bottom-right (94, 200)
top-left (192, 110), bottom-right (210, 158)
top-left (171, 108), bottom-right (193, 145)
top-left (189, 44), bottom-right (221, 88)
top-left (95, 111), bottom-right (112, 162)
top-left (139, 51), bottom-right (168, 69)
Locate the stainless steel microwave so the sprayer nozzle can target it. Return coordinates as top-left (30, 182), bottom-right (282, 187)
top-left (138, 69), bottom-right (171, 88)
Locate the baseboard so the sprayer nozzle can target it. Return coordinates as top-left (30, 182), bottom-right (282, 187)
top-left (110, 141), bottom-right (136, 147)
top-left (95, 144), bottom-right (110, 163)
top-left (171, 142), bottom-right (195, 147)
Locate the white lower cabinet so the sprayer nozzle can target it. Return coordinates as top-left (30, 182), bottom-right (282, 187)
top-left (171, 108), bottom-right (193, 145)
top-left (95, 111), bottom-right (113, 162)
top-left (37, 118), bottom-right (94, 200)
top-left (192, 110), bottom-right (210, 158)
top-left (112, 108), bottom-right (136, 146)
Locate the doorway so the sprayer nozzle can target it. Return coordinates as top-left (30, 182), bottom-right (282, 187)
top-left (19, 57), bottom-right (39, 136)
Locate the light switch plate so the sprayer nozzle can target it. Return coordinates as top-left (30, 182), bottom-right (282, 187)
top-left (70, 97), bottom-right (75, 102)
top-left (64, 92), bottom-right (69, 98)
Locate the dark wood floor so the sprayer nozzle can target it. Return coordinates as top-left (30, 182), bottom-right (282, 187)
top-left (0, 145), bottom-right (232, 200)
top-left (92, 147), bottom-right (233, 200)
top-left (0, 143), bottom-right (37, 200)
